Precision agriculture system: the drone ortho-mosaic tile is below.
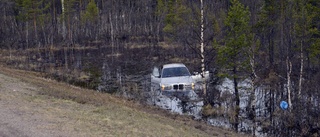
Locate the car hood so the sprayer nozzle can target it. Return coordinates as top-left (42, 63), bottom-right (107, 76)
top-left (160, 76), bottom-right (194, 85)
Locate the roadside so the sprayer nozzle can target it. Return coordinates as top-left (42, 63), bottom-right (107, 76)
top-left (0, 66), bottom-right (244, 137)
top-left (0, 72), bottom-right (79, 137)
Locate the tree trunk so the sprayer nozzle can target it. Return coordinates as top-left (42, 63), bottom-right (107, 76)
top-left (109, 12), bottom-right (114, 62)
top-left (33, 4), bottom-right (39, 48)
top-left (26, 21), bottom-right (30, 69)
top-left (64, 46), bottom-right (68, 70)
top-left (298, 41), bottom-right (303, 98)
top-left (233, 66), bottom-right (239, 132)
top-left (68, 12), bottom-right (72, 44)
top-left (200, 0), bottom-right (206, 97)
top-left (287, 57), bottom-right (292, 110)
top-left (51, 0), bottom-right (56, 46)
top-left (249, 53), bottom-right (258, 136)
top-left (61, 0), bottom-right (66, 40)
top-left (26, 21), bottom-right (29, 49)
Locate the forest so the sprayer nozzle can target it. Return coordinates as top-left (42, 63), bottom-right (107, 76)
top-left (0, 0), bottom-right (319, 136)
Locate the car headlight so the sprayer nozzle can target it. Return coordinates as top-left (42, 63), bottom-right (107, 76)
top-left (192, 83), bottom-right (195, 90)
top-left (185, 83), bottom-right (195, 90)
top-left (161, 84), bottom-right (172, 91)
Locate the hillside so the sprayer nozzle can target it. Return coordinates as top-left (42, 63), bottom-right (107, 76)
top-left (0, 66), bottom-right (244, 137)
top-left (1, 0), bottom-right (320, 136)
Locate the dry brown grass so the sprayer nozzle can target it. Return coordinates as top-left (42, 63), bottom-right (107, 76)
top-left (0, 66), bottom-right (244, 137)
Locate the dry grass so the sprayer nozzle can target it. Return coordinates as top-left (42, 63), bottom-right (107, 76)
top-left (0, 67), bottom-right (244, 137)
top-left (124, 43), bottom-right (150, 49)
top-left (158, 42), bottom-right (180, 49)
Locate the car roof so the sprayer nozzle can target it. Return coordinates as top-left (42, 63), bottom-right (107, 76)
top-left (162, 63), bottom-right (186, 69)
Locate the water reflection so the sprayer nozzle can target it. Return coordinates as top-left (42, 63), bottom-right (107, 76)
top-left (147, 88), bottom-right (204, 119)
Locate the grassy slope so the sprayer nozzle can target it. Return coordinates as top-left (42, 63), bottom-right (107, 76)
top-left (0, 66), bottom-right (243, 137)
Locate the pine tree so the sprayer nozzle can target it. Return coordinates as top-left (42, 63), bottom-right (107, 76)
top-left (15, 0), bottom-right (51, 46)
top-left (81, 0), bottom-right (99, 42)
top-left (306, 0), bottom-right (320, 63)
top-left (82, 0), bottom-right (98, 22)
top-left (217, 0), bottom-right (252, 132)
top-left (158, 0), bottom-right (191, 41)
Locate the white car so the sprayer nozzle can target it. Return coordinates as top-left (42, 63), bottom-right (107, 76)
top-left (151, 63), bottom-right (195, 97)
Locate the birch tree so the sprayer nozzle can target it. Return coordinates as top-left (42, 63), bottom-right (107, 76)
top-left (61, 0), bottom-right (76, 43)
top-left (61, 0), bottom-right (66, 40)
top-left (200, 0), bottom-right (206, 97)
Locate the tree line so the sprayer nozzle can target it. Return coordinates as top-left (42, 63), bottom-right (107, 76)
top-left (0, 0), bottom-right (320, 136)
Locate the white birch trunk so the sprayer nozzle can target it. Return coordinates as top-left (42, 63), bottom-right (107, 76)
top-left (298, 41), bottom-right (303, 98)
top-left (109, 12), bottom-right (114, 62)
top-left (287, 57), bottom-right (292, 110)
top-left (200, 0), bottom-right (206, 96)
top-left (61, 0), bottom-right (66, 40)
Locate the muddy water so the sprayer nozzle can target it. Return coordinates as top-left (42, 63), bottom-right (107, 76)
top-left (147, 87), bottom-right (204, 119)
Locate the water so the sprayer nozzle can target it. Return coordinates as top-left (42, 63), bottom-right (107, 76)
top-left (147, 86), bottom-right (204, 119)
top-left (146, 77), bottom-right (262, 134)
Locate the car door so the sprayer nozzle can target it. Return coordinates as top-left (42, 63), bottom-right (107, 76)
top-left (151, 67), bottom-right (161, 86)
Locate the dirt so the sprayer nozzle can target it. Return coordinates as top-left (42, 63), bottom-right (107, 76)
top-left (0, 72), bottom-right (86, 137)
top-left (0, 66), bottom-right (245, 137)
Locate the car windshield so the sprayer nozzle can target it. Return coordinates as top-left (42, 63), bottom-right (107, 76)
top-left (161, 67), bottom-right (191, 78)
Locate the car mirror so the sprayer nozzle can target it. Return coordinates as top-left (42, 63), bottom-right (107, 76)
top-left (152, 67), bottom-right (160, 78)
